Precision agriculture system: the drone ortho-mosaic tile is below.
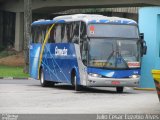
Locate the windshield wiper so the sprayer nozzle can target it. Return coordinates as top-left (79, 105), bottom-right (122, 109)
top-left (105, 50), bottom-right (129, 69)
top-left (106, 44), bottom-right (114, 62)
top-left (116, 52), bottom-right (129, 69)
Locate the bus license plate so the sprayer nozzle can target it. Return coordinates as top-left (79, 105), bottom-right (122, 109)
top-left (111, 81), bottom-right (120, 85)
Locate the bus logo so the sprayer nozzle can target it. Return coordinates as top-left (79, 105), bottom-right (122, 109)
top-left (55, 46), bottom-right (68, 56)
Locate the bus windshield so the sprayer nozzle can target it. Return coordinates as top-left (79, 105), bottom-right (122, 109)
top-left (88, 38), bottom-right (141, 69)
top-left (87, 24), bottom-right (139, 38)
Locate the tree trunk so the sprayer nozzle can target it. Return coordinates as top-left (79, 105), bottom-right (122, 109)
top-left (24, 0), bottom-right (32, 73)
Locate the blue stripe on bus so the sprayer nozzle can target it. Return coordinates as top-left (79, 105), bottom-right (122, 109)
top-left (32, 19), bottom-right (136, 26)
top-left (88, 19), bottom-right (136, 25)
top-left (87, 67), bottom-right (140, 78)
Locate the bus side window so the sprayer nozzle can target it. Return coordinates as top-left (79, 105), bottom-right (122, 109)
top-left (72, 22), bottom-right (80, 44)
top-left (55, 24), bottom-right (62, 43)
top-left (41, 25), bottom-right (48, 43)
top-left (32, 26), bottom-right (43, 43)
top-left (33, 26), bottom-right (40, 43)
top-left (39, 26), bottom-right (44, 43)
top-left (80, 22), bottom-right (87, 39)
top-left (31, 27), bottom-right (34, 43)
top-left (48, 25), bottom-right (55, 43)
top-left (69, 22), bottom-right (74, 43)
top-left (68, 23), bottom-right (73, 43)
top-left (61, 24), bottom-right (68, 43)
top-left (32, 26), bottom-right (36, 43)
top-left (80, 22), bottom-right (87, 65)
top-left (80, 22), bottom-right (87, 49)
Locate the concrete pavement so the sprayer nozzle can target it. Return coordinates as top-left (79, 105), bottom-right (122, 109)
top-left (0, 79), bottom-right (159, 114)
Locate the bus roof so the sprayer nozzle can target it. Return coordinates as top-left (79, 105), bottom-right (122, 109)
top-left (32, 14), bottom-right (137, 26)
top-left (31, 19), bottom-right (65, 26)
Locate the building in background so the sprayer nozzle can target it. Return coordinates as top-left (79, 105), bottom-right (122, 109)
top-left (0, 11), bottom-right (15, 50)
top-left (1, 0), bottom-right (159, 51)
top-left (139, 7), bottom-right (160, 88)
top-left (0, 7), bottom-right (139, 52)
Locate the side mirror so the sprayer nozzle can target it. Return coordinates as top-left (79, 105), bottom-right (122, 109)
top-left (140, 40), bottom-right (147, 56)
top-left (140, 33), bottom-right (144, 40)
top-left (143, 46), bottom-right (147, 55)
top-left (139, 33), bottom-right (147, 56)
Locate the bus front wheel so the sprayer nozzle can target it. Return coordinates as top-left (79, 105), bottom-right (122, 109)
top-left (116, 87), bottom-right (124, 93)
top-left (72, 73), bottom-right (81, 91)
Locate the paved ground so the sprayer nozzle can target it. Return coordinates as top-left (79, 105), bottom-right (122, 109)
top-left (0, 79), bottom-right (159, 114)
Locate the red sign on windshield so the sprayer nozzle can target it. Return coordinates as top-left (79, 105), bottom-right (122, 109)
top-left (127, 62), bottom-right (140, 68)
top-left (89, 26), bottom-right (95, 34)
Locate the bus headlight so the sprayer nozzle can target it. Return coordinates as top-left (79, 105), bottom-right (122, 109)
top-left (129, 75), bottom-right (140, 78)
top-left (88, 73), bottom-right (102, 78)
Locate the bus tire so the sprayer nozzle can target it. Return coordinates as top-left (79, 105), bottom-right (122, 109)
top-left (74, 75), bottom-right (82, 91)
top-left (40, 69), bottom-right (49, 87)
top-left (71, 72), bottom-right (81, 91)
top-left (116, 87), bottom-right (124, 93)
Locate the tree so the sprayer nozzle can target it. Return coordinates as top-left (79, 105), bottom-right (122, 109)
top-left (24, 0), bottom-right (32, 73)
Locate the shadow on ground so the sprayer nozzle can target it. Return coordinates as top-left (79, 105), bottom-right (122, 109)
top-left (29, 83), bottom-right (135, 94)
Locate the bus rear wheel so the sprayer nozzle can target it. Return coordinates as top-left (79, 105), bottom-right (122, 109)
top-left (40, 69), bottom-right (51, 87)
top-left (116, 87), bottom-right (124, 93)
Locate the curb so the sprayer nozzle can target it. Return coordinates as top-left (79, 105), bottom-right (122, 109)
top-left (134, 87), bottom-right (156, 91)
top-left (0, 77), bottom-right (30, 80)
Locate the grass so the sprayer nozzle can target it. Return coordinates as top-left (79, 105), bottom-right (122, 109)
top-left (0, 65), bottom-right (29, 78)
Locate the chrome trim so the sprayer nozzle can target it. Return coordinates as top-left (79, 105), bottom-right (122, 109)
top-left (87, 76), bottom-right (139, 87)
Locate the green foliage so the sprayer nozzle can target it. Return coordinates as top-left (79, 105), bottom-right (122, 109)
top-left (0, 65), bottom-right (29, 78)
top-left (0, 45), bottom-right (5, 51)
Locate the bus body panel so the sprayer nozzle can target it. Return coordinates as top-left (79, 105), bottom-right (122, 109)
top-left (74, 44), bottom-right (88, 86)
top-left (29, 42), bottom-right (87, 85)
top-left (41, 43), bottom-right (81, 84)
top-left (29, 43), bottom-right (41, 79)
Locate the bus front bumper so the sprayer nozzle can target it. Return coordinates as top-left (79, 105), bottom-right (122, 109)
top-left (86, 76), bottom-right (139, 87)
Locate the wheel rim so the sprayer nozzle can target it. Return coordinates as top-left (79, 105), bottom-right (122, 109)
top-left (41, 71), bottom-right (44, 84)
top-left (74, 75), bottom-right (76, 86)
top-left (74, 75), bottom-right (78, 90)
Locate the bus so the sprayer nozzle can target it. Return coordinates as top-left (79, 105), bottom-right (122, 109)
top-left (30, 14), bottom-right (147, 92)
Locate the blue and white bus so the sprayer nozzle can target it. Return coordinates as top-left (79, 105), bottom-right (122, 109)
top-left (30, 14), bottom-right (147, 92)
